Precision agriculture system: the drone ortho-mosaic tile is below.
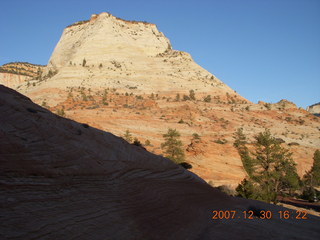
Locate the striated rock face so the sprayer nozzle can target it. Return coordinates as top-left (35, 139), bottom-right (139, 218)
top-left (19, 12), bottom-right (239, 101)
top-left (307, 102), bottom-right (320, 116)
top-left (1, 85), bottom-right (319, 239)
top-left (0, 62), bottom-right (45, 89)
top-left (48, 13), bottom-right (171, 68)
top-left (0, 72), bottom-right (30, 89)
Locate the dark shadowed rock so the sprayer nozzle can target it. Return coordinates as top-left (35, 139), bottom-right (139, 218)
top-left (0, 85), bottom-right (319, 239)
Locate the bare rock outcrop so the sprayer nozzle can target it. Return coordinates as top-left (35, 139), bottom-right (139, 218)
top-left (0, 85), bottom-right (319, 239)
top-left (15, 12), bottom-right (242, 104)
top-left (0, 62), bottom-right (45, 89)
top-left (307, 102), bottom-right (320, 116)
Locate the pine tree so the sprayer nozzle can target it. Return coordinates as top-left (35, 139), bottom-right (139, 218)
top-left (251, 129), bottom-right (298, 203)
top-left (123, 130), bottom-right (133, 143)
top-left (161, 128), bottom-right (185, 164)
top-left (175, 93), bottom-right (180, 102)
top-left (233, 128), bottom-right (253, 177)
top-left (189, 89), bottom-right (196, 100)
top-left (302, 150), bottom-right (320, 201)
top-left (311, 150), bottom-right (320, 186)
top-left (235, 129), bottom-right (300, 203)
top-left (235, 178), bottom-right (256, 199)
top-left (203, 95), bottom-right (211, 103)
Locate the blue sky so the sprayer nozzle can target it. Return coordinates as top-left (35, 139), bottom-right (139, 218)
top-left (1, 0), bottom-right (319, 108)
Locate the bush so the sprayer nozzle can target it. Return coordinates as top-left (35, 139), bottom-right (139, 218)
top-left (132, 138), bottom-right (143, 147)
top-left (56, 108), bottom-right (66, 117)
top-left (192, 133), bottom-right (201, 142)
top-left (301, 187), bottom-right (316, 202)
top-left (144, 139), bottom-right (151, 146)
top-left (182, 95), bottom-right (190, 101)
top-left (179, 162), bottom-right (192, 169)
top-left (203, 95), bottom-right (211, 103)
top-left (178, 119), bottom-right (184, 124)
top-left (214, 139), bottom-right (227, 144)
top-left (123, 130), bottom-right (133, 143)
top-left (189, 89), bottom-right (196, 100)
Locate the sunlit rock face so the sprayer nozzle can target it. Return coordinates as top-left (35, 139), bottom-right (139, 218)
top-left (307, 102), bottom-right (320, 116)
top-left (28, 12), bottom-right (236, 98)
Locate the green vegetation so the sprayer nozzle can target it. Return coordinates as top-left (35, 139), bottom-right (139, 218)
top-left (56, 108), bottom-right (66, 117)
top-left (192, 133), bottom-right (201, 143)
top-left (41, 100), bottom-right (48, 108)
top-left (265, 103), bottom-right (272, 110)
top-left (235, 129), bottom-right (300, 203)
top-left (178, 119), bottom-right (184, 124)
top-left (175, 93), bottom-right (180, 102)
top-left (189, 89), bottom-right (196, 100)
top-left (102, 90), bottom-right (108, 105)
top-left (203, 95), bottom-right (211, 103)
top-left (301, 150), bottom-right (320, 201)
top-left (161, 128), bottom-right (185, 164)
top-left (214, 139), bottom-right (227, 144)
top-left (132, 138), bottom-right (143, 147)
top-left (123, 130), bottom-right (133, 143)
top-left (182, 94), bottom-right (190, 101)
top-left (47, 69), bottom-right (58, 78)
top-left (144, 139), bottom-right (151, 146)
top-left (233, 128), bottom-right (253, 177)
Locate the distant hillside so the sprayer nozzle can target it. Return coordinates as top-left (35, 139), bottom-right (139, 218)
top-left (307, 102), bottom-right (320, 116)
top-left (0, 62), bottom-right (45, 78)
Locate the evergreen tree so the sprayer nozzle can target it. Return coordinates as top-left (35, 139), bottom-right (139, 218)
top-left (189, 89), bottom-right (196, 100)
top-left (192, 133), bottom-right (201, 143)
top-left (175, 93), bottom-right (180, 102)
top-left (235, 129), bottom-right (300, 203)
top-left (301, 150), bottom-right (320, 201)
top-left (233, 128), bottom-right (253, 177)
top-left (251, 129), bottom-right (298, 202)
top-left (123, 130), bottom-right (133, 143)
top-left (203, 95), bottom-right (211, 103)
top-left (311, 150), bottom-right (320, 186)
top-left (161, 128), bottom-right (185, 164)
top-left (235, 178), bottom-right (256, 199)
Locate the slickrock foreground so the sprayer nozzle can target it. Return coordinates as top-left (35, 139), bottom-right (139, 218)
top-left (0, 85), bottom-right (319, 239)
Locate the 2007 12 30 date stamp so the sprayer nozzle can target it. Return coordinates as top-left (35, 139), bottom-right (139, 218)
top-left (212, 210), bottom-right (308, 220)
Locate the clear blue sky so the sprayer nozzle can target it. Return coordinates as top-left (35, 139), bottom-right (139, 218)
top-left (1, 0), bottom-right (319, 108)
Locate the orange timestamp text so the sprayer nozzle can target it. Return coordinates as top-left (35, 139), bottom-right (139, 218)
top-left (212, 210), bottom-right (308, 220)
